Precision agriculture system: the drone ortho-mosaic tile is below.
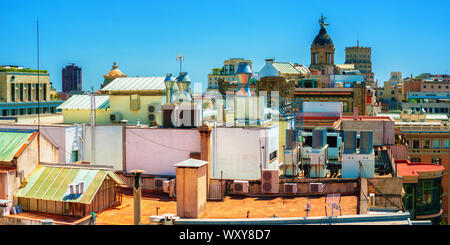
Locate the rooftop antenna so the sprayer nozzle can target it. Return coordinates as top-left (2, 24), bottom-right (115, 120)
top-left (176, 54), bottom-right (184, 74)
top-left (36, 17), bottom-right (41, 164)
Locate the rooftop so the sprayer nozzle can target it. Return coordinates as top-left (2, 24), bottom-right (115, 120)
top-left (341, 116), bottom-right (394, 121)
top-left (0, 66), bottom-right (48, 74)
top-left (174, 158), bottom-right (208, 168)
top-left (0, 129), bottom-right (37, 162)
top-left (396, 160), bottom-right (445, 183)
top-left (15, 164), bottom-right (126, 204)
top-left (101, 77), bottom-right (166, 92)
top-left (272, 62), bottom-right (301, 75)
top-left (95, 192), bottom-right (358, 225)
top-left (57, 95), bottom-right (110, 110)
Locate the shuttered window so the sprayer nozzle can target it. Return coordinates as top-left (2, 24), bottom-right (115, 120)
top-left (130, 94), bottom-right (140, 111)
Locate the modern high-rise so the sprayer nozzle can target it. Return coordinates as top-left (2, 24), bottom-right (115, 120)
top-left (345, 43), bottom-right (374, 85)
top-left (62, 63), bottom-right (82, 93)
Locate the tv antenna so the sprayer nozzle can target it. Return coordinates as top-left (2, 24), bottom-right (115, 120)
top-left (176, 54), bottom-right (184, 74)
top-left (36, 17), bottom-right (41, 164)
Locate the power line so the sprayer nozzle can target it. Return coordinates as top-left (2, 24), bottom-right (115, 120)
top-left (127, 129), bottom-right (195, 153)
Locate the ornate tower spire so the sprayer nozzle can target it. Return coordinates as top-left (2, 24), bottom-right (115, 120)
top-left (319, 14), bottom-right (329, 29)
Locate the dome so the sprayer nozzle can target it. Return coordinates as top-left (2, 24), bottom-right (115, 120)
top-left (312, 27), bottom-right (334, 46)
top-left (104, 62), bottom-right (127, 79)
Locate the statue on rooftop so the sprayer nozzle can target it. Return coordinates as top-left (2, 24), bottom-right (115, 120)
top-left (319, 14), bottom-right (329, 29)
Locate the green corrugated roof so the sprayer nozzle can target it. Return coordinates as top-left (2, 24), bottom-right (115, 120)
top-left (0, 130), bottom-right (36, 162)
top-left (15, 165), bottom-right (125, 205)
top-left (57, 95), bottom-right (110, 110)
top-left (272, 62), bottom-right (300, 75)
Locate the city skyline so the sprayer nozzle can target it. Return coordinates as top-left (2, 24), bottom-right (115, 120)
top-left (1, 0), bottom-right (450, 92)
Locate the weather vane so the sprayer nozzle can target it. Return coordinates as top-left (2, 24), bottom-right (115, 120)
top-left (319, 14), bottom-right (329, 29)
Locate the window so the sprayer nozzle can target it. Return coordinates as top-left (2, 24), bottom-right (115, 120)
top-left (71, 151), bottom-right (79, 162)
top-left (423, 85), bottom-right (427, 88)
top-left (304, 136), bottom-right (312, 147)
top-left (411, 158), bottom-right (421, 163)
top-left (415, 178), bottom-right (441, 216)
top-left (432, 158), bottom-right (441, 165)
top-left (443, 139), bottom-right (449, 149)
top-left (432, 139), bottom-right (441, 149)
top-left (327, 136), bottom-right (337, 148)
top-left (412, 140), bottom-right (420, 149)
top-left (130, 94), bottom-right (140, 111)
top-left (423, 139), bottom-right (430, 149)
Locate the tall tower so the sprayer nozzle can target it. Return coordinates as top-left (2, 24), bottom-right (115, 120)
top-left (62, 63), bottom-right (82, 93)
top-left (309, 14), bottom-right (335, 74)
top-left (345, 43), bottom-right (374, 86)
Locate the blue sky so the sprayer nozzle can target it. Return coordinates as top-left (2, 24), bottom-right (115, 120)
top-left (1, 0), bottom-right (449, 92)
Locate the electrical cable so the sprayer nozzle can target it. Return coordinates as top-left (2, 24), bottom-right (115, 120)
top-left (127, 129), bottom-right (195, 153)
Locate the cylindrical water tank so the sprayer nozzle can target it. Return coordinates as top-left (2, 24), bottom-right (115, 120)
top-left (312, 127), bottom-right (327, 149)
top-left (343, 131), bottom-right (357, 154)
top-left (360, 131), bottom-right (374, 154)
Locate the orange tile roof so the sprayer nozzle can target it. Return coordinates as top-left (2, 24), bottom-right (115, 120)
top-left (396, 160), bottom-right (445, 178)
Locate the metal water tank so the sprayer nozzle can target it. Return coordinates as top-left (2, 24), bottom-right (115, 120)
top-left (360, 131), bottom-right (374, 154)
top-left (285, 129), bottom-right (299, 150)
top-left (343, 131), bottom-right (357, 154)
top-left (312, 127), bottom-right (327, 149)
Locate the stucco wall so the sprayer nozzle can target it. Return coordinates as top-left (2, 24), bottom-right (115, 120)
top-left (341, 120), bottom-right (395, 146)
top-left (62, 109), bottom-right (110, 125)
top-left (125, 128), bottom-right (201, 175)
top-left (0, 124), bottom-right (82, 163)
top-left (109, 95), bottom-right (167, 125)
top-left (211, 126), bottom-right (279, 180)
top-left (83, 125), bottom-right (123, 170)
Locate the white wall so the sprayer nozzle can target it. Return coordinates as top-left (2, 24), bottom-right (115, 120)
top-left (342, 153), bottom-right (375, 179)
top-left (126, 128), bottom-right (201, 176)
top-left (211, 125), bottom-right (279, 180)
top-left (83, 125), bottom-right (123, 170)
top-left (0, 124), bottom-right (82, 163)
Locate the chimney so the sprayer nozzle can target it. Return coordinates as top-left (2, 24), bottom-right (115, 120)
top-left (265, 58), bottom-right (274, 65)
top-left (175, 159), bottom-right (208, 218)
top-left (164, 73), bottom-right (176, 103)
top-left (353, 107), bottom-right (358, 120)
top-left (235, 62), bottom-right (253, 96)
top-left (130, 169), bottom-right (145, 225)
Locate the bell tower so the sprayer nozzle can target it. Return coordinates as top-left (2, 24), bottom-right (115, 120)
top-left (310, 14), bottom-right (335, 74)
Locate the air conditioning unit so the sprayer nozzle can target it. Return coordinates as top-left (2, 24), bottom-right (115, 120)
top-left (163, 180), bottom-right (170, 193)
top-left (233, 180), bottom-right (249, 193)
top-left (148, 104), bottom-right (160, 125)
top-left (261, 169), bottom-right (279, 194)
top-left (284, 183), bottom-right (297, 194)
top-left (309, 183), bottom-right (325, 193)
top-left (154, 178), bottom-right (168, 192)
top-left (109, 112), bottom-right (122, 123)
